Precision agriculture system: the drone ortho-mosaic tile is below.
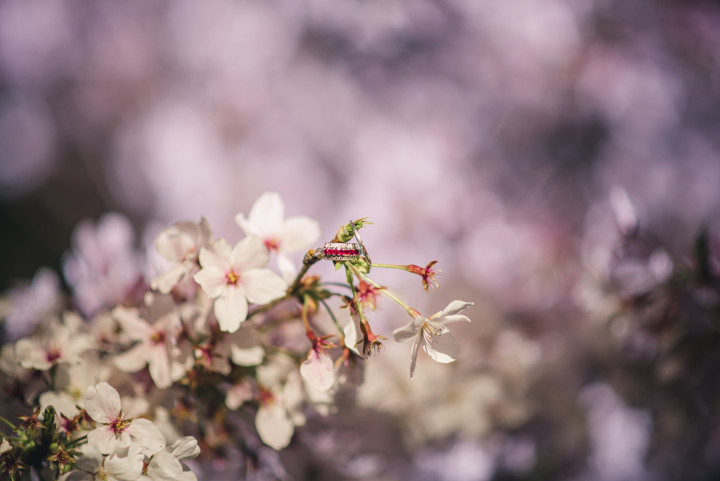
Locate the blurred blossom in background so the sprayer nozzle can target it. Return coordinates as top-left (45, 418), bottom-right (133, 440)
top-left (3, 0), bottom-right (720, 480)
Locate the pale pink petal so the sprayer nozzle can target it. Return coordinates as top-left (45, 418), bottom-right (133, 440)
top-left (276, 253), bottom-right (298, 284)
top-left (84, 382), bottom-right (121, 423)
top-left (147, 346), bottom-right (172, 389)
top-left (193, 266), bottom-right (227, 299)
top-left (343, 316), bottom-right (361, 355)
top-left (214, 287), bottom-right (248, 333)
top-left (278, 216), bottom-right (321, 253)
top-left (113, 308), bottom-right (152, 341)
top-left (234, 213), bottom-right (261, 238)
top-left (409, 330), bottom-right (423, 379)
top-left (154, 222), bottom-right (200, 262)
top-left (145, 449), bottom-right (183, 481)
top-left (226, 382), bottom-right (253, 410)
top-left (434, 300), bottom-right (474, 318)
top-left (75, 443), bottom-right (103, 471)
top-left (300, 350), bottom-right (335, 391)
top-left (127, 418), bottom-right (166, 455)
top-left (256, 403), bottom-right (294, 450)
top-left (243, 269), bottom-right (287, 305)
top-left (169, 436), bottom-right (201, 460)
top-left (247, 192), bottom-right (285, 236)
top-left (434, 314), bottom-right (472, 326)
top-left (392, 318), bottom-right (422, 343)
top-left (105, 445), bottom-right (144, 481)
top-left (422, 332), bottom-right (460, 364)
top-left (151, 264), bottom-right (187, 294)
top-left (230, 345), bottom-right (264, 366)
top-left (198, 240), bottom-right (231, 270)
top-left (231, 236), bottom-right (269, 271)
top-left (114, 344), bottom-right (149, 373)
top-left (87, 426), bottom-right (117, 455)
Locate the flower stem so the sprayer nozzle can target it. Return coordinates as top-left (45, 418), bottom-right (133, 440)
top-left (319, 298), bottom-right (345, 343)
top-left (368, 263), bottom-right (407, 270)
top-left (0, 415), bottom-right (16, 430)
top-left (348, 264), bottom-right (416, 316)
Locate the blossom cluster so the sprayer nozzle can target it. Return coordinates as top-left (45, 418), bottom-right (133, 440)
top-left (0, 192), bottom-right (472, 479)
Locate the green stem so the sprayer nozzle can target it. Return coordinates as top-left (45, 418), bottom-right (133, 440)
top-left (319, 298), bottom-right (345, 338)
top-left (368, 263), bottom-right (408, 270)
top-left (320, 282), bottom-right (354, 290)
top-left (66, 434), bottom-right (88, 447)
top-left (0, 415), bottom-right (16, 430)
top-left (287, 249), bottom-right (322, 295)
top-left (348, 265), bottom-right (415, 316)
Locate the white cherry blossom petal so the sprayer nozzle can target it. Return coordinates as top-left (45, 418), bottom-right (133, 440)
top-left (127, 418), bottom-right (166, 455)
top-left (243, 269), bottom-right (287, 305)
top-left (105, 445), bottom-right (144, 481)
top-left (87, 426), bottom-right (117, 455)
top-left (247, 192), bottom-right (285, 235)
top-left (300, 350), bottom-right (335, 392)
top-left (145, 449), bottom-right (183, 481)
top-left (435, 300), bottom-right (474, 317)
top-left (114, 344), bottom-right (150, 373)
top-left (409, 330), bottom-right (423, 379)
top-left (278, 216), bottom-right (321, 253)
top-left (231, 235), bottom-right (269, 271)
top-left (343, 316), bottom-right (362, 356)
top-left (422, 332), bottom-right (460, 363)
top-left (230, 345), bottom-right (264, 366)
top-left (276, 253), bottom-right (298, 284)
top-left (151, 264), bottom-right (187, 294)
top-left (256, 403), bottom-right (294, 450)
top-left (147, 346), bottom-right (172, 389)
top-left (214, 287), bottom-right (248, 333)
top-left (113, 308), bottom-right (153, 341)
top-left (84, 382), bottom-right (121, 423)
top-left (193, 266), bottom-right (227, 298)
top-left (155, 221), bottom-right (200, 262)
top-left (393, 318), bottom-right (422, 343)
top-left (198, 240), bottom-right (230, 271)
top-left (169, 437), bottom-right (201, 460)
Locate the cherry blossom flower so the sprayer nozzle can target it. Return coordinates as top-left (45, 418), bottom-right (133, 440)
top-left (59, 444), bottom-right (144, 481)
top-left (63, 213), bottom-right (145, 316)
top-left (151, 218), bottom-right (212, 294)
top-left (1, 267), bottom-right (59, 341)
top-left (255, 361), bottom-right (305, 450)
top-left (112, 306), bottom-right (185, 389)
top-left (14, 313), bottom-right (95, 371)
top-left (235, 192), bottom-right (321, 281)
top-left (193, 236), bottom-right (286, 332)
top-left (392, 300), bottom-right (473, 378)
top-left (84, 382), bottom-right (166, 456)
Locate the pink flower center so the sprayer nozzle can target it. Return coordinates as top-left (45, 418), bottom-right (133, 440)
top-left (45, 346), bottom-right (62, 364)
top-left (150, 330), bottom-right (166, 345)
top-left (264, 237), bottom-right (280, 252)
top-left (110, 417), bottom-right (132, 433)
